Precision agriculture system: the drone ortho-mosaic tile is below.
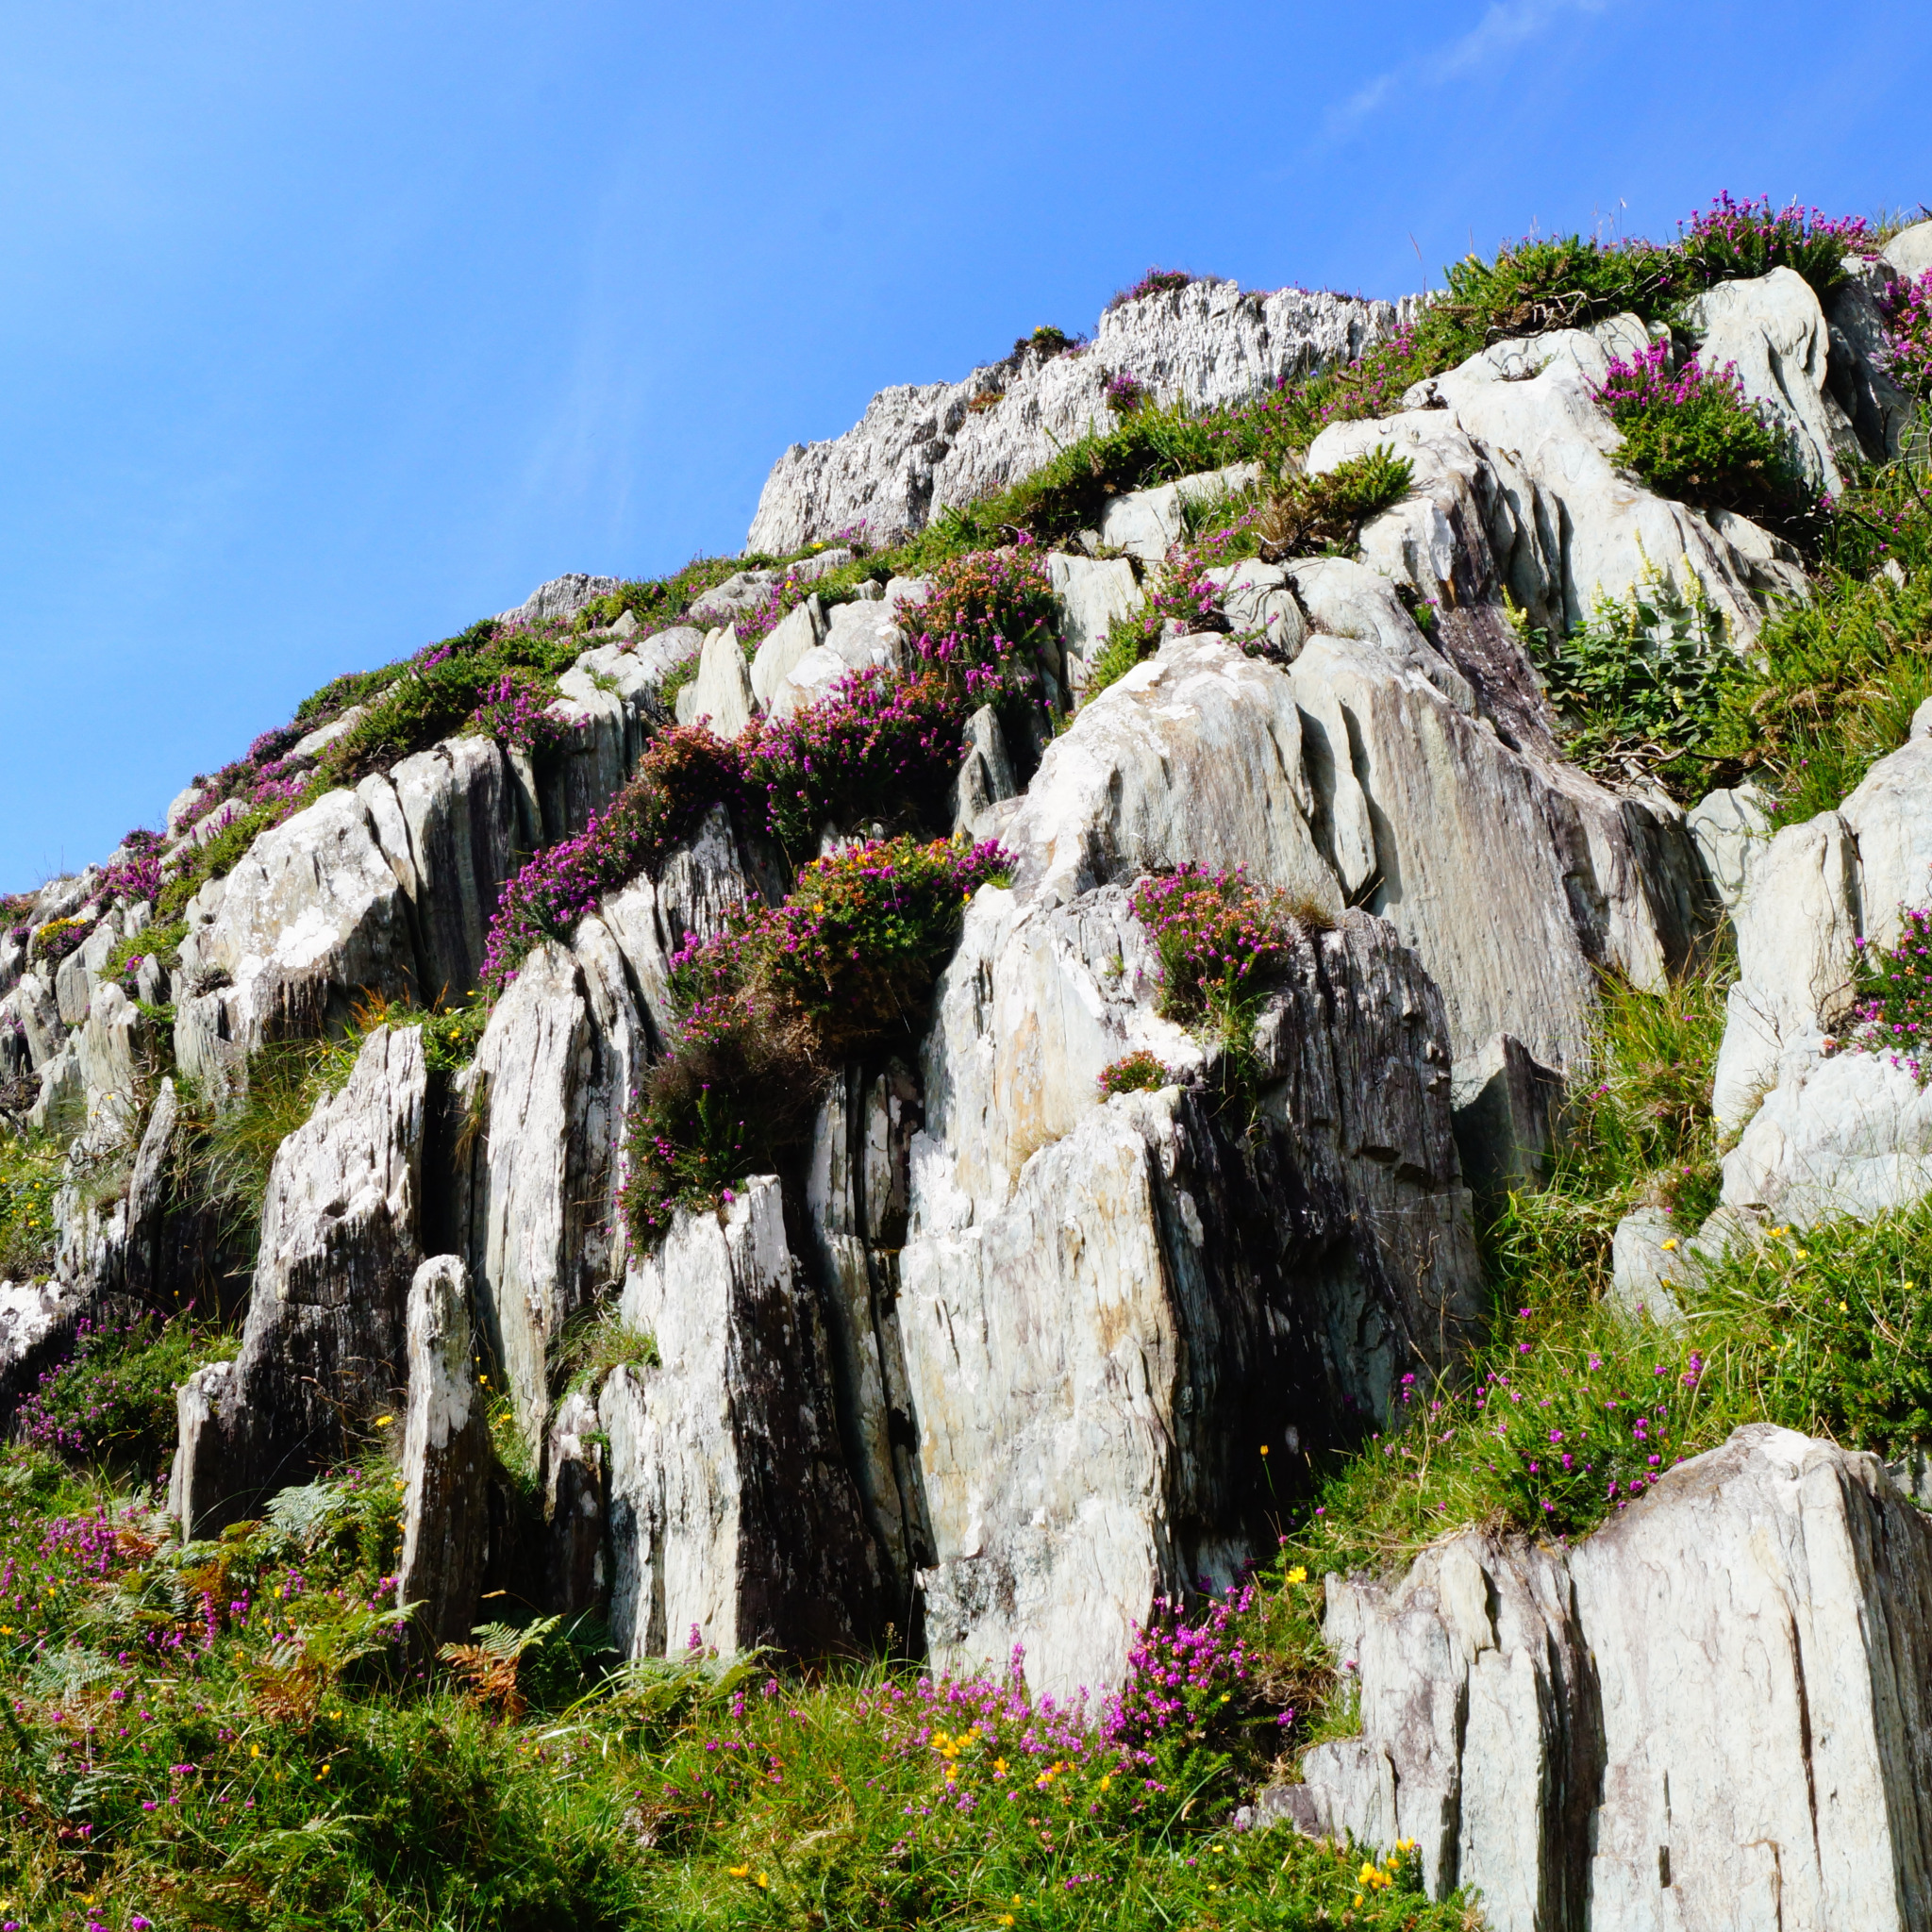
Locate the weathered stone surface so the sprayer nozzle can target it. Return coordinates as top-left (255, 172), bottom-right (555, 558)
top-left (748, 282), bottom-right (1399, 553)
top-left (1049, 554), bottom-right (1141, 691)
top-left (1684, 266), bottom-right (1859, 494)
top-left (1824, 257), bottom-right (1915, 462)
top-left (1882, 219), bottom-right (1932, 279)
top-left (1451, 1033), bottom-right (1561, 1193)
top-left (497, 573), bottom-right (621, 625)
top-left (543, 1389), bottom-right (606, 1615)
top-left (1204, 558), bottom-right (1306, 659)
top-left (749, 595), bottom-right (826, 710)
top-left (674, 626), bottom-right (756, 738)
top-left (687, 570), bottom-right (777, 626)
top-left (169, 1025), bottom-right (426, 1536)
top-left (605, 1177), bottom-right (879, 1659)
top-left (396, 1254), bottom-right (490, 1650)
top-left (1607, 1204), bottom-right (1691, 1324)
top-left (1686, 782), bottom-right (1772, 910)
top-left (1096, 463), bottom-right (1260, 562)
top-left (901, 895), bottom-right (1481, 1699)
top-left (950, 706), bottom-right (1019, 841)
top-left (0, 1278), bottom-right (80, 1423)
top-left (1282, 1425), bottom-right (1932, 1932)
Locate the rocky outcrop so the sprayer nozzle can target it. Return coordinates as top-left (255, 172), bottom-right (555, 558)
top-left (899, 892), bottom-right (1482, 1698)
top-left (1708, 705), bottom-right (1932, 1227)
top-left (603, 1177), bottom-right (880, 1659)
top-left (396, 1254), bottom-right (490, 1650)
top-left (1269, 1425), bottom-right (1932, 1932)
top-left (748, 282), bottom-right (1401, 553)
top-left (169, 1025), bottom-right (427, 1536)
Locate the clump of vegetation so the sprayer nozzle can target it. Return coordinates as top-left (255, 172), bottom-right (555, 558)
top-left (901, 541), bottom-right (1060, 707)
top-left (1594, 340), bottom-right (1806, 520)
top-left (1254, 444), bottom-right (1413, 559)
top-left (1825, 903), bottom-right (1932, 1082)
top-left (624, 837), bottom-right (1006, 1235)
top-left (1128, 864), bottom-right (1318, 1041)
top-left (1096, 1050), bottom-right (1182, 1097)
top-left (0, 1127), bottom-right (63, 1275)
top-left (1108, 266), bottom-right (1200, 310)
top-left (1528, 561), bottom-right (1744, 799)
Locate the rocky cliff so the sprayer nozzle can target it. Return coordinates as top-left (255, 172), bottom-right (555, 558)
top-left (8, 208), bottom-right (1932, 1926)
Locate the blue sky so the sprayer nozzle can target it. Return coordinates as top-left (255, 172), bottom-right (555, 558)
top-left (2, 0), bottom-right (1925, 890)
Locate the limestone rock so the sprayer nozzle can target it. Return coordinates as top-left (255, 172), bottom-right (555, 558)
top-left (674, 627), bottom-right (756, 738)
top-left (1607, 1204), bottom-right (1692, 1324)
top-left (0, 1278), bottom-right (81, 1423)
top-left (1683, 266), bottom-right (1859, 494)
top-left (1882, 219), bottom-right (1932, 279)
top-left (1686, 782), bottom-right (1772, 910)
top-left (950, 706), bottom-right (1018, 841)
top-left (687, 569), bottom-right (776, 626)
top-left (396, 1254), bottom-right (490, 1650)
top-left (543, 1390), bottom-right (606, 1615)
top-left (749, 595), bottom-right (826, 710)
top-left (1096, 463), bottom-right (1260, 562)
top-left (169, 1025), bottom-right (426, 1537)
top-left (497, 573), bottom-right (621, 625)
top-left (605, 1177), bottom-right (879, 1659)
top-left (1283, 1425), bottom-right (1932, 1932)
top-left (748, 282), bottom-right (1398, 553)
top-left (1049, 554), bottom-right (1142, 691)
top-left (1203, 558), bottom-right (1306, 659)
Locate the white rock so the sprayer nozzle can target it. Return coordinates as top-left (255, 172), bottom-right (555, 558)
top-left (1686, 782), bottom-right (1772, 910)
top-left (1285, 1426), bottom-right (1932, 1932)
top-left (748, 282), bottom-right (1398, 553)
top-left (951, 706), bottom-right (1018, 841)
top-left (688, 569), bottom-right (777, 626)
top-left (605, 1177), bottom-right (877, 1657)
top-left (1683, 266), bottom-right (1858, 494)
top-left (1882, 219), bottom-right (1932, 279)
top-left (1607, 1204), bottom-right (1690, 1324)
top-left (820, 599), bottom-right (907, 675)
top-left (1049, 553), bottom-right (1142, 690)
top-left (749, 595), bottom-right (826, 710)
top-left (396, 1254), bottom-right (490, 1648)
top-left (1204, 558), bottom-right (1305, 658)
top-left (497, 573), bottom-right (621, 625)
top-left (674, 627), bottom-right (756, 738)
top-left (289, 706), bottom-right (367, 762)
top-left (1095, 463), bottom-right (1260, 562)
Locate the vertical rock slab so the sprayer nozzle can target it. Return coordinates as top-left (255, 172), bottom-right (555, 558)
top-left (169, 1025), bottom-right (426, 1537)
top-left (604, 1177), bottom-right (878, 1660)
top-left (396, 1254), bottom-right (490, 1650)
top-left (1288, 1425), bottom-right (1932, 1932)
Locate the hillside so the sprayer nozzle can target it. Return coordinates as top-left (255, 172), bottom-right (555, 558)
top-left (3, 196), bottom-right (1932, 1928)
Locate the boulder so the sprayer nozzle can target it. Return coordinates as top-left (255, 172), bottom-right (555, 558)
top-left (1686, 782), bottom-right (1772, 911)
top-left (749, 595), bottom-right (827, 710)
top-left (604, 1177), bottom-right (880, 1659)
top-left (169, 1025), bottom-right (427, 1537)
top-left (1049, 554), bottom-right (1142, 691)
top-left (1683, 266), bottom-right (1859, 494)
top-left (748, 281), bottom-right (1399, 553)
top-left (396, 1254), bottom-right (490, 1651)
top-left (1824, 257), bottom-right (1915, 462)
top-left (1882, 219), bottom-right (1932, 279)
top-left (687, 569), bottom-right (777, 626)
top-left (1607, 1204), bottom-right (1691, 1324)
top-left (1280, 1426), bottom-right (1932, 1932)
top-left (1096, 463), bottom-right (1260, 562)
top-left (820, 599), bottom-right (907, 675)
top-left (674, 627), bottom-right (756, 738)
top-left (1451, 1033), bottom-right (1561, 1194)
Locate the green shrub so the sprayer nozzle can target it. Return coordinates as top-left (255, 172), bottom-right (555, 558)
top-left (1824, 903), bottom-right (1932, 1080)
top-left (1096, 1050), bottom-right (1181, 1097)
top-left (900, 542), bottom-right (1060, 708)
top-left (1255, 444), bottom-right (1413, 559)
top-left (1528, 561), bottom-right (1745, 800)
top-left (549, 1312), bottom-right (659, 1400)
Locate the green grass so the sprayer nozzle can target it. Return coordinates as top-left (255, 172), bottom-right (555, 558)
top-left (0, 1127), bottom-right (65, 1277)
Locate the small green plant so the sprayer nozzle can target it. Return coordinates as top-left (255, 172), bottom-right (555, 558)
top-left (1096, 1050), bottom-right (1181, 1097)
top-left (1255, 444), bottom-right (1414, 560)
top-left (549, 1309), bottom-right (660, 1400)
top-left (1530, 558), bottom-right (1744, 799)
top-left (1825, 904), bottom-right (1932, 1081)
top-left (0, 1128), bottom-right (63, 1276)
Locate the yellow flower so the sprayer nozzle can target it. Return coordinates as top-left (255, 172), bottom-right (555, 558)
top-left (251, 1744), bottom-right (260, 1758)
top-left (993, 1757), bottom-right (1008, 1777)
top-left (1258, 1443), bottom-right (1270, 1457)
top-left (1841, 1300), bottom-right (1850, 1312)
top-left (727, 1864), bottom-right (750, 1878)
top-left (373, 1415), bottom-right (392, 1428)
top-left (1097, 1774), bottom-right (1111, 1790)
top-left (1359, 1864), bottom-right (1380, 1886)
top-left (1660, 1238), bottom-right (1678, 1252)
top-left (756, 1874), bottom-right (769, 1890)
top-left (1287, 1566), bottom-right (1307, 1585)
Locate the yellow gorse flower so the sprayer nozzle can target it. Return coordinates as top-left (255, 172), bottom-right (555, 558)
top-left (1287, 1566), bottom-right (1307, 1585)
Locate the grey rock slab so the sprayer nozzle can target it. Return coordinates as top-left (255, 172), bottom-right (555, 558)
top-left (674, 627), bottom-right (756, 739)
top-left (606, 1176), bottom-right (879, 1659)
top-left (749, 595), bottom-right (826, 710)
top-left (687, 569), bottom-right (777, 626)
top-left (396, 1254), bottom-right (490, 1651)
top-left (1451, 1032), bottom-right (1561, 1192)
top-left (543, 1389), bottom-right (606, 1615)
top-left (1203, 558), bottom-right (1305, 658)
top-left (170, 1025), bottom-right (427, 1537)
top-left (951, 706), bottom-right (1018, 841)
top-left (497, 573), bottom-right (621, 625)
top-left (1287, 1426), bottom-right (1932, 1932)
top-left (821, 598), bottom-right (907, 675)
top-left (1095, 463), bottom-right (1260, 562)
top-left (289, 707), bottom-right (367, 762)
top-left (1824, 257), bottom-right (1915, 462)
top-left (0, 1277), bottom-right (80, 1422)
top-left (1607, 1204), bottom-right (1692, 1324)
top-left (1685, 267), bottom-right (1859, 494)
top-left (1686, 782), bottom-right (1773, 911)
top-left (1048, 553), bottom-right (1142, 691)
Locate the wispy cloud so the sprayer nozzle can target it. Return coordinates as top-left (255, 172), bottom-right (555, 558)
top-left (1327, 0), bottom-right (1608, 136)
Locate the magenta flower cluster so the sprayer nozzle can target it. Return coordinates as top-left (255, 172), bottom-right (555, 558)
top-left (1128, 863), bottom-right (1297, 1024)
top-left (469, 671), bottom-right (568, 756)
top-left (1824, 905), bottom-right (1932, 1084)
top-left (1101, 1582), bottom-right (1286, 1749)
top-left (97, 830), bottom-right (164, 907)
top-left (1593, 338), bottom-right (1745, 416)
top-left (1881, 268), bottom-right (1932, 400)
top-left (1105, 369), bottom-right (1149, 414)
top-left (903, 539), bottom-right (1060, 708)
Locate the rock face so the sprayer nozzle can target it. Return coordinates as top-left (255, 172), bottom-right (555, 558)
top-left (396, 1254), bottom-right (490, 1650)
top-left (170, 1026), bottom-right (427, 1536)
top-left (603, 1178), bottom-right (879, 1659)
top-left (1275, 1425), bottom-right (1932, 1932)
top-left (747, 281), bottom-right (1400, 553)
top-left (1709, 708), bottom-right (1932, 1226)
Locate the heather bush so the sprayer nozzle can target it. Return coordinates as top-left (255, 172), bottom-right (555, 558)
top-left (624, 839), bottom-right (1004, 1235)
top-left (1881, 267), bottom-right (1932, 400)
top-left (901, 541), bottom-right (1059, 708)
top-left (1096, 1050), bottom-right (1181, 1097)
top-left (466, 669), bottom-right (568, 757)
top-left (1669, 191), bottom-right (1870, 297)
top-left (1104, 369), bottom-right (1148, 414)
top-left (1594, 339), bottom-right (1804, 519)
top-left (1824, 904), bottom-right (1932, 1081)
top-left (1128, 864), bottom-right (1307, 1030)
top-left (14, 1310), bottom-right (234, 1474)
top-left (1107, 267), bottom-right (1198, 311)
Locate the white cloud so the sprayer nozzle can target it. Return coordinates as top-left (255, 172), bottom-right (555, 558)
top-left (1328, 0), bottom-right (1609, 135)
